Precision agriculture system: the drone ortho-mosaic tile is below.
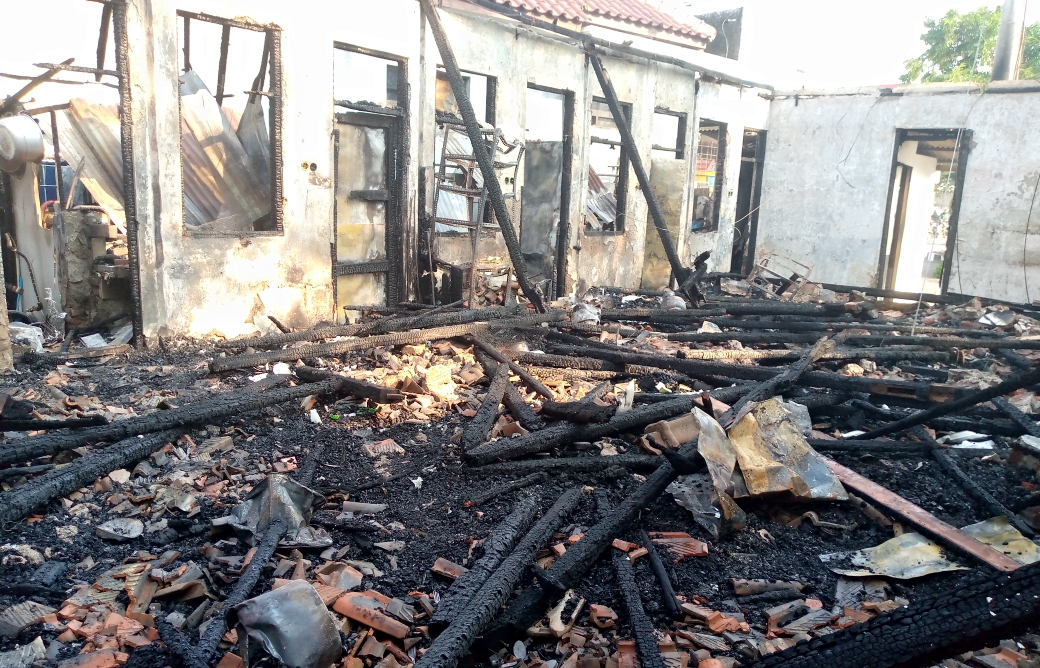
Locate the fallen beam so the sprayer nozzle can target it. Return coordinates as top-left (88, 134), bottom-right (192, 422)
top-left (912, 426), bottom-right (1034, 537)
top-left (824, 457), bottom-right (1020, 571)
top-left (295, 365), bottom-right (406, 403)
top-left (0, 380), bottom-right (344, 467)
top-left (464, 472), bottom-right (547, 508)
top-left (613, 547), bottom-right (665, 668)
top-left (210, 316), bottom-right (560, 373)
top-left (462, 364), bottom-right (511, 451)
top-left (0, 464), bottom-right (55, 482)
top-left (418, 0), bottom-right (545, 313)
top-left (0, 415), bottom-right (108, 431)
top-left (640, 528), bottom-right (682, 618)
top-left (539, 398), bottom-right (617, 423)
top-left (743, 561), bottom-right (1040, 668)
top-left (466, 334), bottom-right (555, 399)
top-left (859, 365), bottom-right (1040, 438)
top-left (429, 496), bottom-right (539, 634)
top-left (466, 455), bottom-right (663, 476)
top-left (414, 488), bottom-right (583, 668)
top-left (0, 429), bottom-right (183, 525)
top-left (698, 317), bottom-right (1007, 338)
top-left (992, 396), bottom-right (1040, 438)
top-left (586, 47), bottom-right (688, 290)
top-left (473, 349), bottom-right (545, 431)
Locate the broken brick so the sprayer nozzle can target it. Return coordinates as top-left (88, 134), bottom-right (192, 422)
top-left (333, 593), bottom-right (410, 638)
top-left (430, 558), bottom-right (468, 580)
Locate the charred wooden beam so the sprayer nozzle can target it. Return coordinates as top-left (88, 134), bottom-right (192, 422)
top-left (466, 455), bottom-right (663, 476)
top-left (155, 617), bottom-right (208, 668)
top-left (847, 399), bottom-right (1022, 437)
top-left (912, 426), bottom-right (1034, 537)
top-left (430, 497), bottom-right (539, 634)
top-left (0, 380), bottom-right (344, 467)
top-left (466, 388), bottom-right (746, 465)
top-left (0, 415), bottom-right (108, 431)
top-left (700, 317), bottom-right (1007, 338)
top-left (209, 315), bottom-right (561, 372)
top-left (859, 365), bottom-right (1040, 438)
top-left (465, 334), bottom-right (555, 399)
top-left (613, 548), bottom-right (666, 668)
top-left (0, 429), bottom-right (182, 525)
top-left (473, 348), bottom-right (545, 431)
top-left (464, 472), bottom-right (547, 508)
top-left (992, 396), bottom-right (1040, 438)
top-left (413, 489), bottom-right (583, 668)
top-left (539, 399), bottom-right (616, 423)
top-left (417, 0), bottom-right (545, 313)
top-left (0, 464), bottom-right (55, 482)
top-left (719, 335), bottom-right (839, 424)
top-left (640, 529), bottom-right (682, 618)
top-left (462, 364), bottom-right (511, 451)
top-left (509, 351), bottom-right (625, 373)
top-left (295, 365), bottom-right (405, 403)
top-left (487, 441), bottom-right (705, 641)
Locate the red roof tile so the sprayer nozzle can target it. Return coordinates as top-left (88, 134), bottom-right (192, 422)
top-left (489, 0), bottom-right (715, 40)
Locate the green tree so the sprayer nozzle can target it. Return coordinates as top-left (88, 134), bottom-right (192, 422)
top-left (901, 6), bottom-right (1040, 83)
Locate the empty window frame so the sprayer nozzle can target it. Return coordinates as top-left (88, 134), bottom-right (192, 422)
top-left (177, 12), bottom-right (282, 236)
top-left (585, 97), bottom-right (631, 234)
top-left (651, 108), bottom-right (687, 160)
top-left (333, 46), bottom-right (400, 111)
top-left (692, 120), bottom-right (726, 233)
top-left (433, 68), bottom-right (496, 237)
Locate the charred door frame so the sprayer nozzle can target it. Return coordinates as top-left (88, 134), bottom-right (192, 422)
top-left (876, 128), bottom-right (972, 294)
top-left (732, 128), bottom-right (766, 275)
top-left (527, 83), bottom-right (575, 299)
top-left (332, 42), bottom-right (409, 309)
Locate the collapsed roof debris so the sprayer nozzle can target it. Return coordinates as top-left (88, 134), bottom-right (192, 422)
top-left (0, 278), bottom-right (1038, 668)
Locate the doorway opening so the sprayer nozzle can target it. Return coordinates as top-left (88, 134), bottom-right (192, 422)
top-left (332, 43), bottom-right (407, 320)
top-left (522, 85), bottom-right (573, 299)
top-left (878, 129), bottom-right (970, 294)
top-left (692, 120), bottom-right (726, 234)
top-left (731, 128), bottom-right (765, 274)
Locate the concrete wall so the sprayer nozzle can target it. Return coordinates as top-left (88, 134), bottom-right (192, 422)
top-left (758, 86), bottom-right (1040, 303)
top-left (126, 0), bottom-right (422, 338)
top-left (124, 0), bottom-right (767, 338)
top-left (684, 80), bottom-right (770, 273)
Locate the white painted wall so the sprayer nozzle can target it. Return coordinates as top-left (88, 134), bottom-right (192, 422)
top-left (11, 168), bottom-right (61, 317)
top-left (758, 86), bottom-right (1040, 303)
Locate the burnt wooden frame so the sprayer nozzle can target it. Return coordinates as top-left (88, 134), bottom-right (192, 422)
top-left (693, 118), bottom-right (726, 234)
top-left (652, 107), bottom-right (688, 159)
top-left (586, 96), bottom-right (631, 236)
top-left (176, 10), bottom-right (284, 238)
top-left (331, 42), bottom-right (409, 308)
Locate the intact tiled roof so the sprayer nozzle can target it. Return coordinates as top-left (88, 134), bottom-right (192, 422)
top-left (490, 0), bottom-right (716, 40)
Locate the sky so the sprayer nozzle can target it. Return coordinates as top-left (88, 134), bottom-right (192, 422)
top-left (1, 0), bottom-right (1038, 106)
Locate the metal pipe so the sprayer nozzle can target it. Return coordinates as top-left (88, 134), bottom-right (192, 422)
top-left (993, 0), bottom-right (1027, 81)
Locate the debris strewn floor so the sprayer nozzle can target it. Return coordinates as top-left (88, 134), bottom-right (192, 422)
top-left (2, 282), bottom-right (1040, 668)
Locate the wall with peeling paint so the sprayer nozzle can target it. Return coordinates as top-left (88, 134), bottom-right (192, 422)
top-left (123, 0), bottom-right (766, 339)
top-left (758, 85), bottom-right (1040, 303)
top-left (125, 0), bottom-right (423, 338)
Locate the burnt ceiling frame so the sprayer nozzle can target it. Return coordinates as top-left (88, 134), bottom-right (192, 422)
top-left (332, 42), bottom-right (410, 309)
top-left (176, 10), bottom-right (285, 239)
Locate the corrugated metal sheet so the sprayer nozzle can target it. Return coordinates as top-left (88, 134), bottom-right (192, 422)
top-left (47, 99), bottom-right (126, 227)
top-left (490, 0), bottom-right (715, 40)
top-left (179, 70), bottom-right (270, 232)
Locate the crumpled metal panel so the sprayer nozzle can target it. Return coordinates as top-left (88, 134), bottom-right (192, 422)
top-left (179, 70), bottom-right (270, 232)
top-left (819, 532), bottom-right (968, 580)
top-left (585, 166), bottom-right (617, 228)
top-left (229, 474), bottom-right (331, 548)
top-left (49, 100), bottom-right (125, 226)
top-left (728, 399), bottom-right (847, 501)
top-left (227, 580), bottom-right (343, 668)
top-left (961, 516), bottom-right (1040, 565)
top-left (694, 409), bottom-right (739, 496)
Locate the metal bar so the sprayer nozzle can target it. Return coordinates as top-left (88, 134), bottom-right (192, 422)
top-left (50, 112), bottom-right (65, 208)
top-left (214, 24), bottom-right (231, 107)
top-left (824, 458), bottom-right (1021, 571)
top-left (113, 1), bottom-right (143, 348)
top-left (418, 0), bottom-right (545, 313)
top-left (587, 48), bottom-right (687, 285)
top-left (96, 4), bottom-right (113, 81)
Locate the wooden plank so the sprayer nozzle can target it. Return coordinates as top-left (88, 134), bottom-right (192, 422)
top-left (825, 457), bottom-right (1021, 572)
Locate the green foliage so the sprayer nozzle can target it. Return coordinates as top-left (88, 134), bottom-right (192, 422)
top-left (901, 6), bottom-right (1040, 83)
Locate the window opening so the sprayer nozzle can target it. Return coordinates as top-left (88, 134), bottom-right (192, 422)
top-left (651, 109), bottom-right (686, 160)
top-left (334, 49), bottom-right (399, 109)
top-left (692, 121), bottom-right (725, 233)
top-left (585, 97), bottom-right (630, 234)
top-left (177, 12), bottom-right (281, 235)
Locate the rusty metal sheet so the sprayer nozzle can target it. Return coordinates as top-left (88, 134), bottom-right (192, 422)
top-left (825, 458), bottom-right (1021, 572)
